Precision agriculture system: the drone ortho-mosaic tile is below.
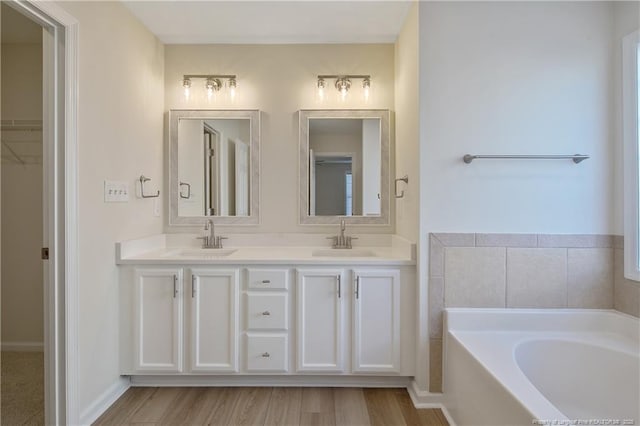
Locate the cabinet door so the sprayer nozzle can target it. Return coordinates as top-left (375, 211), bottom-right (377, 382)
top-left (190, 269), bottom-right (239, 372)
top-left (296, 269), bottom-right (345, 372)
top-left (134, 268), bottom-right (183, 373)
top-left (352, 269), bottom-right (401, 373)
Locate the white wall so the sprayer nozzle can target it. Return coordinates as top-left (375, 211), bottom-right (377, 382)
top-left (165, 44), bottom-right (395, 233)
top-left (1, 41), bottom-right (44, 346)
top-left (420, 1), bottom-right (615, 234)
top-left (613, 2), bottom-right (640, 235)
top-left (57, 1), bottom-right (165, 416)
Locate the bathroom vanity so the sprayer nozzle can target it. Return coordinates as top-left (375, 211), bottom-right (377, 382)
top-left (116, 235), bottom-right (416, 385)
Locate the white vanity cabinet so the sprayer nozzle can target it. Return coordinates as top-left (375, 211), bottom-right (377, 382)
top-left (296, 267), bottom-right (406, 375)
top-left (120, 261), bottom-right (415, 380)
top-left (352, 268), bottom-right (401, 373)
top-left (244, 268), bottom-right (290, 373)
top-left (132, 268), bottom-right (183, 373)
top-left (123, 267), bottom-right (241, 374)
top-left (189, 269), bottom-right (240, 373)
top-left (296, 269), bottom-right (346, 372)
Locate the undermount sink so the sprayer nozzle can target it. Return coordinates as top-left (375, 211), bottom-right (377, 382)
top-left (166, 248), bottom-right (238, 258)
top-left (312, 249), bottom-right (376, 258)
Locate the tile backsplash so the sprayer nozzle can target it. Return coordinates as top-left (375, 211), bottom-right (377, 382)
top-left (429, 233), bottom-right (640, 393)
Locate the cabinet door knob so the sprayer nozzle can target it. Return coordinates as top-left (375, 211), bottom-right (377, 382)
top-left (261, 352), bottom-right (270, 358)
top-left (261, 280), bottom-right (271, 284)
top-left (261, 311), bottom-right (271, 316)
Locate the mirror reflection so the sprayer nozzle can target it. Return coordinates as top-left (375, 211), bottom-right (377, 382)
top-left (299, 109), bottom-right (390, 225)
top-left (169, 109), bottom-right (259, 226)
top-left (309, 118), bottom-right (381, 217)
top-left (177, 118), bottom-right (251, 217)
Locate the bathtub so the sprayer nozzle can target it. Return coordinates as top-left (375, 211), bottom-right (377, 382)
top-left (443, 309), bottom-right (639, 426)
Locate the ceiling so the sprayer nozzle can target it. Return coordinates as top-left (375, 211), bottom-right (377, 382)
top-left (1, 3), bottom-right (42, 44)
top-left (122, 1), bottom-right (413, 44)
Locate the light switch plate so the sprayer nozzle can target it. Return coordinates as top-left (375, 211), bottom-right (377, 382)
top-left (104, 180), bottom-right (129, 202)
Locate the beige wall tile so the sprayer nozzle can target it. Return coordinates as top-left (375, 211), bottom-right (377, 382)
top-left (444, 247), bottom-right (506, 307)
top-left (433, 233), bottom-right (475, 247)
top-left (614, 249), bottom-right (640, 317)
top-left (476, 233), bottom-right (537, 247)
top-left (429, 235), bottom-right (444, 277)
top-left (613, 235), bottom-right (623, 250)
top-left (507, 248), bottom-right (567, 308)
top-left (567, 248), bottom-right (613, 308)
top-left (429, 338), bottom-right (443, 393)
top-left (537, 234), bottom-right (613, 248)
top-left (429, 277), bottom-right (444, 338)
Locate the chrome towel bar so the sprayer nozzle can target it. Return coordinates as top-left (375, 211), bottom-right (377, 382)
top-left (463, 154), bottom-right (590, 164)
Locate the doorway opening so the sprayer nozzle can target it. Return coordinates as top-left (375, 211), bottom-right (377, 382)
top-left (1, 1), bottom-right (79, 423)
top-left (1, 4), bottom-right (45, 423)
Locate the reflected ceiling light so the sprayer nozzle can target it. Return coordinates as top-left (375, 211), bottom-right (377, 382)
top-left (316, 74), bottom-right (371, 100)
top-left (182, 74), bottom-right (237, 100)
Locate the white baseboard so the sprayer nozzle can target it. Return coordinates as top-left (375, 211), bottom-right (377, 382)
top-left (1, 341), bottom-right (44, 352)
top-left (79, 377), bottom-right (130, 425)
top-left (130, 375), bottom-right (412, 388)
top-left (406, 380), bottom-right (457, 426)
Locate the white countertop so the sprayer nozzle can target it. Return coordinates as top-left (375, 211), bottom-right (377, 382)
top-left (116, 234), bottom-right (416, 266)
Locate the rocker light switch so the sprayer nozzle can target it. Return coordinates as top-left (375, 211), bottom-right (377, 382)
top-left (104, 180), bottom-right (129, 202)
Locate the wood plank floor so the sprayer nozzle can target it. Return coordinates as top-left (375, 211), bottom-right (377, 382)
top-left (94, 387), bottom-right (449, 426)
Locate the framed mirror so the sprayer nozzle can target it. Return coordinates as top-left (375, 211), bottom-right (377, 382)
top-left (169, 110), bottom-right (260, 225)
top-left (299, 109), bottom-right (390, 225)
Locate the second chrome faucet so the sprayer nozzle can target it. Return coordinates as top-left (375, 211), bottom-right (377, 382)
top-left (197, 219), bottom-right (228, 249)
top-left (328, 219), bottom-right (357, 249)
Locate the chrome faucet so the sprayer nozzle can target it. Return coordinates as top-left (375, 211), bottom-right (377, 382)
top-left (328, 219), bottom-right (357, 249)
top-left (197, 220), bottom-right (228, 249)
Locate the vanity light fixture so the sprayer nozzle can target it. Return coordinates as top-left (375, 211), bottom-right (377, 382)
top-left (316, 74), bottom-right (371, 100)
top-left (182, 74), bottom-right (237, 100)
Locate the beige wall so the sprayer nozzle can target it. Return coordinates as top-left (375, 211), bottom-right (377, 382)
top-left (164, 43), bottom-right (395, 233)
top-left (58, 0), bottom-right (165, 416)
top-left (419, 2), bottom-right (614, 234)
top-left (613, 2), bottom-right (640, 234)
top-left (1, 41), bottom-right (44, 346)
top-left (394, 2), bottom-right (419, 240)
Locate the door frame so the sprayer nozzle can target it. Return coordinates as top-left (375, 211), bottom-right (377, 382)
top-left (5, 1), bottom-right (79, 424)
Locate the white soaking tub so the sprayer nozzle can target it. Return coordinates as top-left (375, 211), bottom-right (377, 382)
top-left (443, 309), bottom-right (639, 426)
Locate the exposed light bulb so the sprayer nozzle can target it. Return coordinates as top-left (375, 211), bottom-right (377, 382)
top-left (229, 78), bottom-right (237, 101)
top-left (335, 77), bottom-right (351, 100)
top-left (206, 78), bottom-right (221, 100)
top-left (183, 78), bottom-right (191, 99)
top-left (363, 78), bottom-right (371, 100)
top-left (317, 78), bottom-right (326, 101)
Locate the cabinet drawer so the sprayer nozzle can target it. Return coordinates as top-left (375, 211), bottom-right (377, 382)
top-left (246, 334), bottom-right (288, 372)
top-left (247, 269), bottom-right (288, 290)
top-left (246, 294), bottom-right (288, 330)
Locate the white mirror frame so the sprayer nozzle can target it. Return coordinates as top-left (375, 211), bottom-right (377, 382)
top-left (299, 109), bottom-right (390, 225)
top-left (169, 109), bottom-right (260, 226)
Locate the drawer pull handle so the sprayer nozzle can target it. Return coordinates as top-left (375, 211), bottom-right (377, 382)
top-left (261, 280), bottom-right (271, 284)
top-left (261, 352), bottom-right (270, 358)
top-left (261, 311), bottom-right (271, 316)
